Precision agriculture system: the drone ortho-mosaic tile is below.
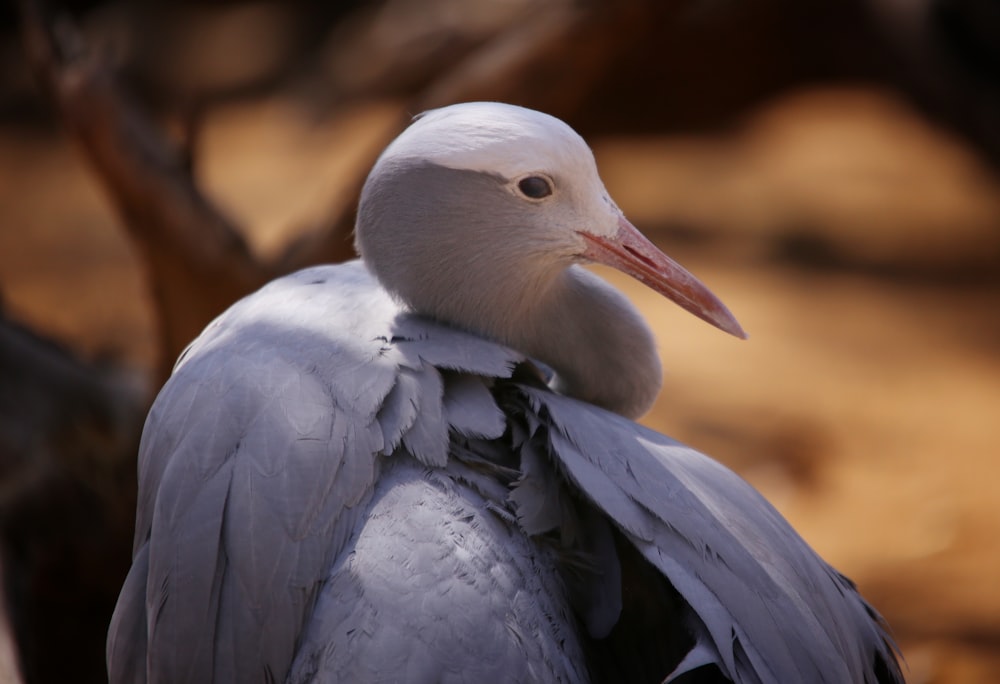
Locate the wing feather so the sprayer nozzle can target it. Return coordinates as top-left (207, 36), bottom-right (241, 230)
top-left (443, 373), bottom-right (507, 440)
top-left (519, 385), bottom-right (902, 684)
top-left (109, 262), bottom-right (517, 683)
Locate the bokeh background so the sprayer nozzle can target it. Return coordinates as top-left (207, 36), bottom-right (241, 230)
top-left (1, 0), bottom-right (999, 682)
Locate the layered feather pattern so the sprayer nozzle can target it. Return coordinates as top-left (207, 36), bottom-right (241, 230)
top-left (108, 262), bottom-right (901, 684)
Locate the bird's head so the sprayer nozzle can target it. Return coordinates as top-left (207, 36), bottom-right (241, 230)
top-left (355, 101), bottom-right (745, 340)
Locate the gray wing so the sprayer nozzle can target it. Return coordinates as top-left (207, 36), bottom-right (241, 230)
top-left (108, 257), bottom-right (900, 683)
top-left (515, 385), bottom-right (903, 684)
top-left (107, 261), bottom-right (523, 683)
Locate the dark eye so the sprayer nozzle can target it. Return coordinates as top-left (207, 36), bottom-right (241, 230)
top-left (517, 176), bottom-right (553, 199)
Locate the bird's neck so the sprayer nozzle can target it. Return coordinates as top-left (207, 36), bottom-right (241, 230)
top-left (491, 266), bottom-right (663, 419)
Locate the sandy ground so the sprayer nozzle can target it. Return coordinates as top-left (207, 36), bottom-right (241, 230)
top-left (1, 87), bottom-right (998, 682)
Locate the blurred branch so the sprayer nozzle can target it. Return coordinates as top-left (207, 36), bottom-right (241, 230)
top-left (19, 1), bottom-right (341, 380)
top-left (19, 0), bottom-right (406, 380)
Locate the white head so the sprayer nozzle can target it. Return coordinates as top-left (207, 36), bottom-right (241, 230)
top-left (360, 103), bottom-right (621, 273)
top-left (356, 101), bottom-right (744, 341)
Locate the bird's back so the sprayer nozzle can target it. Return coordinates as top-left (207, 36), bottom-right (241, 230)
top-left (108, 262), bottom-right (591, 682)
top-left (108, 260), bottom-right (901, 684)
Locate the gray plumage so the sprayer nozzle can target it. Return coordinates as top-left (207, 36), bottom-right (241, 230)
top-left (108, 102), bottom-right (902, 683)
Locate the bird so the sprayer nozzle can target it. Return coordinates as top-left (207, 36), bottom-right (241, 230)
top-left (107, 102), bottom-right (902, 683)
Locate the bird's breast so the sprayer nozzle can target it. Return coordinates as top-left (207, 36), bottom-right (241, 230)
top-left (286, 455), bottom-right (589, 684)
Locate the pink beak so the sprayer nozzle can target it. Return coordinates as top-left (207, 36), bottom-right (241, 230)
top-left (581, 216), bottom-right (747, 339)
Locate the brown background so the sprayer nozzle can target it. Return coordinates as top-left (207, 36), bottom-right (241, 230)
top-left (1, 1), bottom-right (998, 682)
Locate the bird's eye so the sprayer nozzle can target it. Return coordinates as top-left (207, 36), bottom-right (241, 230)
top-left (517, 176), bottom-right (553, 199)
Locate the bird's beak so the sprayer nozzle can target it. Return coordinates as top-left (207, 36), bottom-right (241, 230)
top-left (581, 216), bottom-right (747, 339)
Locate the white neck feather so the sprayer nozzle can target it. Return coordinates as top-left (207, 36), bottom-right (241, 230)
top-left (497, 266), bottom-right (662, 420)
